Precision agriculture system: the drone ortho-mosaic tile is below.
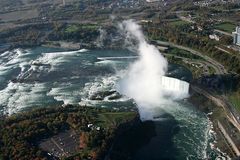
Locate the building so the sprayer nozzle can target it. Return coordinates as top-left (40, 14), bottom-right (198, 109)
top-left (209, 34), bottom-right (220, 41)
top-left (233, 26), bottom-right (240, 46)
top-left (146, 0), bottom-right (160, 2)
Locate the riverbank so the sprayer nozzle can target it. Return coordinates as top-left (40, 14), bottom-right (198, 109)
top-left (189, 85), bottom-right (240, 159)
top-left (41, 40), bottom-right (124, 50)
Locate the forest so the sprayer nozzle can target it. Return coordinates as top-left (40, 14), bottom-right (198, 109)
top-left (0, 105), bottom-right (137, 160)
top-left (145, 22), bottom-right (240, 74)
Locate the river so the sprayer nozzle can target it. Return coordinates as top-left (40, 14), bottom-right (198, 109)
top-left (0, 47), bottom-right (225, 159)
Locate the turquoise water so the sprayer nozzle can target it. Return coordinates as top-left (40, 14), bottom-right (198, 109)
top-left (0, 47), bottom-right (225, 159)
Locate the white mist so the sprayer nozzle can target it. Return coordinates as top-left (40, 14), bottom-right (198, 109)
top-left (117, 20), bottom-right (167, 120)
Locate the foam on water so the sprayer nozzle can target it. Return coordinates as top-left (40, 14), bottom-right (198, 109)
top-left (83, 75), bottom-right (119, 98)
top-left (0, 48), bottom-right (91, 114)
top-left (95, 59), bottom-right (117, 65)
top-left (160, 101), bottom-right (211, 159)
top-left (0, 49), bottom-right (33, 77)
top-left (32, 49), bottom-right (86, 71)
top-left (47, 82), bottom-right (82, 105)
top-left (97, 56), bottom-right (138, 60)
top-left (1, 48), bottom-right (130, 115)
top-left (0, 82), bottom-right (49, 115)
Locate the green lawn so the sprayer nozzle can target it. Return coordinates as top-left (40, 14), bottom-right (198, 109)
top-left (215, 22), bottom-right (236, 33)
top-left (98, 112), bottom-right (136, 127)
top-left (229, 93), bottom-right (240, 112)
top-left (65, 24), bottom-right (80, 33)
top-left (65, 24), bottom-right (98, 33)
top-left (169, 19), bottom-right (189, 26)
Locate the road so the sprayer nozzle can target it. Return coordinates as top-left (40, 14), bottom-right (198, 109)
top-left (191, 84), bottom-right (240, 158)
top-left (163, 53), bottom-right (211, 75)
top-left (214, 29), bottom-right (232, 37)
top-left (191, 85), bottom-right (240, 129)
top-left (218, 121), bottom-right (240, 157)
top-left (215, 46), bottom-right (231, 54)
top-left (155, 40), bottom-right (228, 75)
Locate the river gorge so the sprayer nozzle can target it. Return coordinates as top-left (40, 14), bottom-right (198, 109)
top-left (0, 46), bottom-right (229, 159)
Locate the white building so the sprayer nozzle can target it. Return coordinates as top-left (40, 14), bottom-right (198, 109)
top-left (233, 26), bottom-right (240, 46)
top-left (146, 0), bottom-right (160, 2)
top-left (209, 34), bottom-right (220, 41)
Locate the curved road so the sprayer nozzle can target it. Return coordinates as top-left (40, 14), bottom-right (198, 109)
top-left (155, 40), bottom-right (228, 75)
top-left (156, 40), bottom-right (240, 128)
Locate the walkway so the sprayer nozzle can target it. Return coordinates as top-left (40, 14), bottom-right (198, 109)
top-left (218, 121), bottom-right (240, 157)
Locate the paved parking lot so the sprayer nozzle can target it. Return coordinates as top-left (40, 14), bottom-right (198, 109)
top-left (39, 130), bottom-right (79, 158)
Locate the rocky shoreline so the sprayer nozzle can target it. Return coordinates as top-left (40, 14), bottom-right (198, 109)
top-left (189, 86), bottom-right (240, 159)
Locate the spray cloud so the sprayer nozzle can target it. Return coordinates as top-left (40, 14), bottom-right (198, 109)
top-left (117, 20), bottom-right (190, 120)
top-left (96, 28), bottom-right (107, 48)
top-left (117, 20), bottom-right (169, 120)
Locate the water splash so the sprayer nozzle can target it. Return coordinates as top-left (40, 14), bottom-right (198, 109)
top-left (117, 19), bottom-right (189, 120)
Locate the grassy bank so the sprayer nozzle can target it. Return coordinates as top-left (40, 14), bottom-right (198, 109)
top-left (214, 22), bottom-right (236, 33)
top-left (228, 92), bottom-right (240, 112)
